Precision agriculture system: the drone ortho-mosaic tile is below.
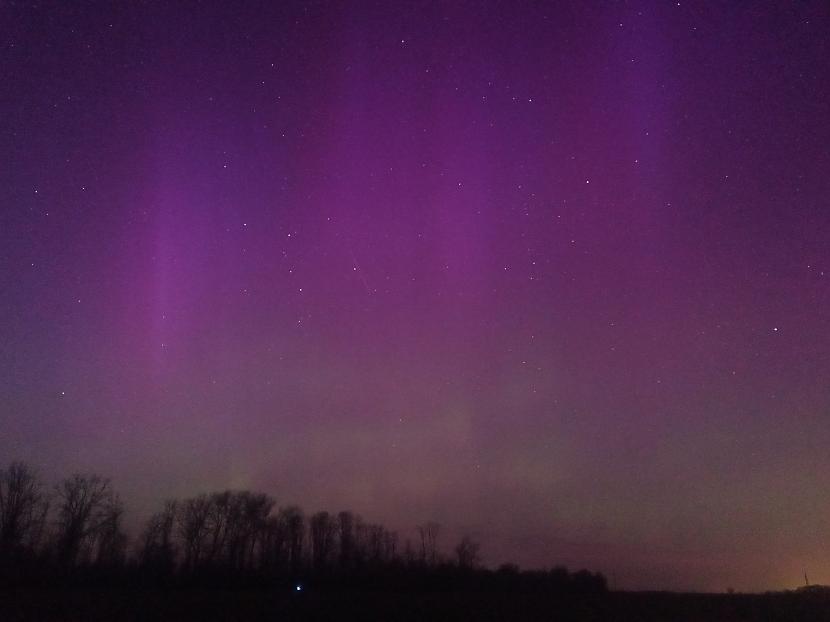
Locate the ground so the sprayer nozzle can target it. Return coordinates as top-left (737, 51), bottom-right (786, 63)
top-left (3, 589), bottom-right (830, 621)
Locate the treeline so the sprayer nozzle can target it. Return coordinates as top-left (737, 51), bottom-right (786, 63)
top-left (0, 461), bottom-right (607, 593)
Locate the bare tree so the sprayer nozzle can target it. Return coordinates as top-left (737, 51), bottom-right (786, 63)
top-left (402, 538), bottom-right (416, 565)
top-left (353, 515), bottom-right (368, 564)
top-left (383, 529), bottom-right (398, 561)
top-left (261, 512), bottom-right (289, 572)
top-left (177, 494), bottom-right (212, 571)
top-left (139, 500), bottom-right (178, 572)
top-left (367, 524), bottom-right (385, 562)
top-left (279, 506), bottom-right (304, 572)
top-left (239, 492), bottom-right (273, 571)
top-left (309, 511), bottom-right (336, 570)
top-left (204, 491), bottom-right (236, 565)
top-left (53, 474), bottom-right (113, 567)
top-left (454, 535), bottom-right (481, 569)
top-left (337, 510), bottom-right (354, 568)
top-left (223, 491), bottom-right (273, 571)
top-left (94, 494), bottom-right (127, 566)
top-left (417, 521), bottom-right (440, 566)
top-left (0, 461), bottom-right (48, 557)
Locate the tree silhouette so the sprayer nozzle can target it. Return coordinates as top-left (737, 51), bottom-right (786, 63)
top-left (0, 460), bottom-right (609, 597)
top-left (310, 510), bottom-right (336, 570)
top-left (454, 535), bottom-right (481, 570)
top-left (138, 500), bottom-right (177, 574)
top-left (0, 461), bottom-right (48, 559)
top-left (280, 505), bottom-right (304, 574)
top-left (53, 474), bottom-right (113, 568)
top-left (178, 494), bottom-right (211, 571)
top-left (337, 510), bottom-right (355, 569)
top-left (94, 493), bottom-right (127, 567)
top-left (236, 491), bottom-right (273, 572)
top-left (417, 521), bottom-right (440, 566)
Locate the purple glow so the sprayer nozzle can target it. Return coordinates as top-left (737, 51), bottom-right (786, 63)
top-left (1, 1), bottom-right (829, 592)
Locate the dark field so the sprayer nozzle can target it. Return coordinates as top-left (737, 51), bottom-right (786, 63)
top-left (3, 589), bottom-right (830, 622)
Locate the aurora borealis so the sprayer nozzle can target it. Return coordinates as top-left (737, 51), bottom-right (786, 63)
top-left (1, 1), bottom-right (829, 591)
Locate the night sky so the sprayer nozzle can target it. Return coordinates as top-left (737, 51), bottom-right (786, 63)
top-left (2, 1), bottom-right (829, 592)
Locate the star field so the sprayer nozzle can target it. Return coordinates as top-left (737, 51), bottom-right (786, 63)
top-left (1, 0), bottom-right (829, 592)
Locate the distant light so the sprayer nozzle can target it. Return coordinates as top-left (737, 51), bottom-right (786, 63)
top-left (295, 584), bottom-right (302, 592)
